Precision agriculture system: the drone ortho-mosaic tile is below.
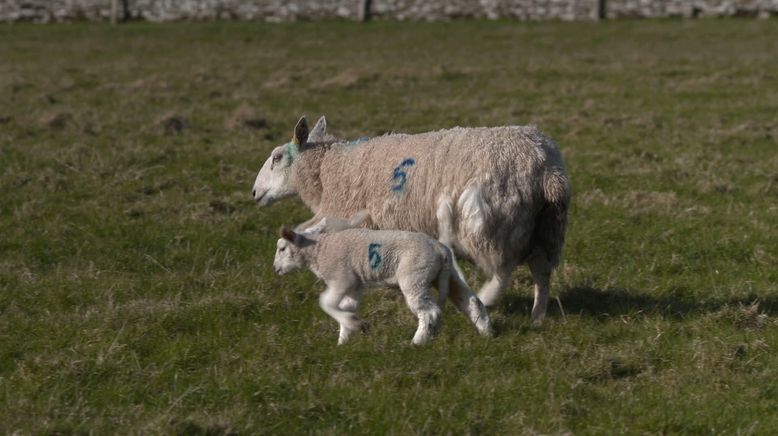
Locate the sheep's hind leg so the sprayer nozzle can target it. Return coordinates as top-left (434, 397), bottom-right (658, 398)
top-left (528, 255), bottom-right (552, 326)
top-left (401, 285), bottom-right (442, 345)
top-left (319, 285), bottom-right (362, 345)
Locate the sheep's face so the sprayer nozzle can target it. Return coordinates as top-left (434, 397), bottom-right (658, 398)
top-left (252, 143), bottom-right (298, 207)
top-left (273, 238), bottom-right (302, 275)
top-left (252, 115), bottom-right (329, 207)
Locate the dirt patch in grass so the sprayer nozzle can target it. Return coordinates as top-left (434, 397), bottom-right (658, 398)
top-left (225, 104), bottom-right (270, 131)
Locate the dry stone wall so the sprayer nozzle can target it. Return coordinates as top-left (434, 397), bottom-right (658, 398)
top-left (1, 0), bottom-right (776, 23)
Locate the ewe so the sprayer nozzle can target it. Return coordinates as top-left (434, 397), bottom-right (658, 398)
top-left (273, 220), bottom-right (493, 345)
top-left (255, 116), bottom-right (570, 325)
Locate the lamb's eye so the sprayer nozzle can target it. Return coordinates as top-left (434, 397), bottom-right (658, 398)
top-left (272, 154), bottom-right (283, 163)
top-left (279, 246), bottom-right (286, 252)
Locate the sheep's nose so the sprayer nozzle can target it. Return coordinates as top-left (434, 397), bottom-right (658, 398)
top-left (252, 189), bottom-right (256, 198)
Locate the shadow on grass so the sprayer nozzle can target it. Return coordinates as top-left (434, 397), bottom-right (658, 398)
top-left (500, 285), bottom-right (778, 320)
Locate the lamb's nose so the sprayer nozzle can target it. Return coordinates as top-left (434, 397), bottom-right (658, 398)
top-left (252, 189), bottom-right (256, 198)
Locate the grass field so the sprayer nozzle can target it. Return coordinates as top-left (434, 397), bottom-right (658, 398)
top-left (1, 19), bottom-right (778, 433)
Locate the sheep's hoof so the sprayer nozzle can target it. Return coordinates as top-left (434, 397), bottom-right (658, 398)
top-left (480, 325), bottom-right (496, 338)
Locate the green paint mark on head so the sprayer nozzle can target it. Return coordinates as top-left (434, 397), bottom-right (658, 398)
top-left (285, 142), bottom-right (299, 166)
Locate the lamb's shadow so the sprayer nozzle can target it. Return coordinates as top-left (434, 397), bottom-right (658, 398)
top-left (500, 285), bottom-right (778, 320)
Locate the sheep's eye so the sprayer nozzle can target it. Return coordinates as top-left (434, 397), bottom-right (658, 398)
top-left (279, 246), bottom-right (286, 252)
top-left (272, 154), bottom-right (283, 163)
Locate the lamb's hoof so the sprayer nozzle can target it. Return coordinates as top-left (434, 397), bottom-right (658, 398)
top-left (359, 321), bottom-right (370, 334)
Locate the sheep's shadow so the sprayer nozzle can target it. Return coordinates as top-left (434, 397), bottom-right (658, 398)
top-left (499, 285), bottom-right (778, 320)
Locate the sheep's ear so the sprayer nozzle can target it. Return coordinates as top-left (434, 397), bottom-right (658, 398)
top-left (292, 116), bottom-right (309, 145)
top-left (280, 226), bottom-right (297, 242)
top-left (308, 116), bottom-right (327, 142)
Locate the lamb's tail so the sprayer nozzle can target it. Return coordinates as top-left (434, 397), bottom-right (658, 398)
top-left (534, 168), bottom-right (571, 268)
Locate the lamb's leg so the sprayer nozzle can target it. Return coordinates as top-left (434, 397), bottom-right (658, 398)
top-left (337, 289), bottom-right (363, 344)
top-left (400, 285), bottom-right (442, 345)
top-left (477, 268), bottom-right (512, 307)
top-left (319, 285), bottom-right (362, 345)
top-left (528, 255), bottom-right (552, 326)
top-left (449, 274), bottom-right (494, 337)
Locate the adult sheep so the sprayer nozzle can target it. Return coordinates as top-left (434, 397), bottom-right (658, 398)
top-left (252, 116), bottom-right (571, 325)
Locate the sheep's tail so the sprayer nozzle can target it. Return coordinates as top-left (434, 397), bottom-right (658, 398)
top-left (534, 168), bottom-right (571, 268)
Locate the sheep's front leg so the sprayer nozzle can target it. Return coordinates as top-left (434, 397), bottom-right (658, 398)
top-left (319, 285), bottom-right (362, 345)
top-left (477, 268), bottom-right (512, 307)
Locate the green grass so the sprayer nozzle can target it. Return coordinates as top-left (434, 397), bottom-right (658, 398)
top-left (1, 19), bottom-right (778, 434)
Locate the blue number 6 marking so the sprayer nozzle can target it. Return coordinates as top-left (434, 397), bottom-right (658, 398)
top-left (391, 158), bottom-right (416, 192)
top-left (368, 243), bottom-right (382, 269)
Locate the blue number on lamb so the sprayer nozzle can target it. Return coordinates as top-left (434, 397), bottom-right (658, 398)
top-left (368, 243), bottom-right (382, 269)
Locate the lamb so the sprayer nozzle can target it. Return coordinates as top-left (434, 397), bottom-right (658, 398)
top-left (273, 221), bottom-right (493, 345)
top-left (254, 116), bottom-right (570, 325)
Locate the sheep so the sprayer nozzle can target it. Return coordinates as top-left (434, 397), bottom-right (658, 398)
top-left (254, 116), bottom-right (570, 325)
top-left (273, 220), bottom-right (493, 345)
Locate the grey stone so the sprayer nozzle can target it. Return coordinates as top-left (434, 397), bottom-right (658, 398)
top-left (0, 0), bottom-right (776, 22)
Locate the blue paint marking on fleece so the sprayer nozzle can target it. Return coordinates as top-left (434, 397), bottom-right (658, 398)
top-left (391, 158), bottom-right (416, 192)
top-left (368, 243), bottom-right (382, 269)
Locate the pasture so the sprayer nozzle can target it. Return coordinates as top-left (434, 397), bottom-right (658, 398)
top-left (1, 19), bottom-right (777, 433)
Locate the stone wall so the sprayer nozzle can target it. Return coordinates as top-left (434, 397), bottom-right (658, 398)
top-left (1, 0), bottom-right (776, 23)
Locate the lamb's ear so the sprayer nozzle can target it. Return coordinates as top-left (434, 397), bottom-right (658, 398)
top-left (308, 116), bottom-right (327, 142)
top-left (292, 116), bottom-right (309, 145)
top-left (280, 226), bottom-right (297, 243)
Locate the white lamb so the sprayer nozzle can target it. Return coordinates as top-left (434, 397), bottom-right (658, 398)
top-left (273, 222), bottom-right (493, 345)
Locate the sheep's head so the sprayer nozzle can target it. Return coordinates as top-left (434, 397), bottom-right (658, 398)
top-left (252, 115), bottom-right (328, 206)
top-left (273, 227), bottom-right (314, 275)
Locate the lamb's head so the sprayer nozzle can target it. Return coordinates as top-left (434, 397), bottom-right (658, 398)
top-left (252, 115), bottom-right (328, 207)
top-left (273, 227), bottom-right (315, 275)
